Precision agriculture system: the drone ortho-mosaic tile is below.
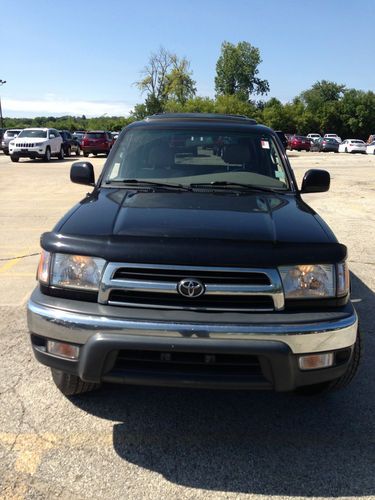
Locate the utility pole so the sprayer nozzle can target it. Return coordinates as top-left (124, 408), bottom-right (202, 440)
top-left (0, 79), bottom-right (6, 129)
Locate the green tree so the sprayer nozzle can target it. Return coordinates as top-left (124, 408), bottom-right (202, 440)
top-left (135, 47), bottom-right (196, 114)
top-left (215, 41), bottom-right (269, 101)
top-left (164, 96), bottom-right (215, 114)
top-left (299, 80), bottom-right (346, 133)
top-left (214, 94), bottom-right (258, 117)
top-left (165, 57), bottom-right (196, 104)
top-left (301, 80), bottom-right (346, 112)
top-left (261, 98), bottom-right (286, 130)
top-left (164, 95), bottom-right (259, 120)
top-left (340, 89), bottom-right (375, 139)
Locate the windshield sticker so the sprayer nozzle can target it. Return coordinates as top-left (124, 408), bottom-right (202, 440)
top-left (109, 163), bottom-right (120, 179)
top-left (261, 140), bottom-right (270, 149)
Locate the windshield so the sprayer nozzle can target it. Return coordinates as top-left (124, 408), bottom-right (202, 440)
top-left (104, 128), bottom-right (289, 190)
top-left (6, 130), bottom-right (21, 137)
top-left (18, 129), bottom-right (47, 138)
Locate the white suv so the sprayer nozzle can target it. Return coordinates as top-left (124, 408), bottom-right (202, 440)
top-left (323, 134), bottom-right (342, 143)
top-left (9, 128), bottom-right (64, 163)
top-left (307, 133), bottom-right (321, 143)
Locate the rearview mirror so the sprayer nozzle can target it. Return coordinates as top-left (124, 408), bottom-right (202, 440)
top-left (70, 162), bottom-right (95, 186)
top-left (301, 169), bottom-right (330, 193)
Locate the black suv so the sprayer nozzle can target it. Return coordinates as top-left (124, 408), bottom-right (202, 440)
top-left (59, 130), bottom-right (81, 157)
top-left (274, 130), bottom-right (288, 150)
top-left (27, 113), bottom-right (360, 396)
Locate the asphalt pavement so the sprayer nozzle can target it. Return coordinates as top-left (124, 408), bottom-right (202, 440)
top-left (0, 151), bottom-right (374, 500)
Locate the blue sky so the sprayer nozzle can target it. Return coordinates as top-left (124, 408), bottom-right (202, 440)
top-left (1, 0), bottom-right (374, 117)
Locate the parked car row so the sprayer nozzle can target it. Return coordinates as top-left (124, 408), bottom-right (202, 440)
top-left (275, 131), bottom-right (372, 154)
top-left (1, 128), bottom-right (121, 161)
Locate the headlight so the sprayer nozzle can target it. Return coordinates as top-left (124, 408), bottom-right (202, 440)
top-left (37, 250), bottom-right (52, 284)
top-left (336, 261), bottom-right (350, 296)
top-left (9, 141), bottom-right (14, 146)
top-left (51, 254), bottom-right (106, 290)
top-left (37, 251), bottom-right (106, 291)
top-left (278, 264), bottom-right (335, 298)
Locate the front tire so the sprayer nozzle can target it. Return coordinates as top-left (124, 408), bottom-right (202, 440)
top-left (83, 152), bottom-right (89, 157)
top-left (51, 368), bottom-right (99, 396)
top-left (44, 147), bottom-right (51, 162)
top-left (11, 155), bottom-right (19, 163)
top-left (58, 146), bottom-right (65, 160)
top-left (66, 146), bottom-right (71, 157)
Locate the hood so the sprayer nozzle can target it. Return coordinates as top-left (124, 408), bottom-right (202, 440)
top-left (42, 188), bottom-right (346, 267)
top-left (14, 137), bottom-right (46, 144)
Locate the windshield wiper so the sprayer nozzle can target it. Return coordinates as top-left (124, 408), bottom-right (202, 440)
top-left (105, 179), bottom-right (191, 191)
top-left (189, 181), bottom-right (280, 193)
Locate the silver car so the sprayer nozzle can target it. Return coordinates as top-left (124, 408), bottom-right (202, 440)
top-left (1, 129), bottom-right (22, 155)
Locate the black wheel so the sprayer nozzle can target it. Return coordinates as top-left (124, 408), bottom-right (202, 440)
top-left (66, 146), bottom-right (71, 157)
top-left (296, 330), bottom-right (362, 396)
top-left (51, 368), bottom-right (99, 396)
top-left (57, 146), bottom-right (65, 160)
top-left (76, 146), bottom-right (81, 156)
top-left (83, 152), bottom-right (89, 157)
top-left (11, 155), bottom-right (19, 163)
top-left (44, 147), bottom-right (51, 162)
top-left (345, 147), bottom-right (348, 153)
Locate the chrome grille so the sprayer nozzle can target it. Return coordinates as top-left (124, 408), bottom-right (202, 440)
top-left (99, 263), bottom-right (284, 312)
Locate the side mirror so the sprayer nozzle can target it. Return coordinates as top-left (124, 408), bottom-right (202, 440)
top-left (70, 162), bottom-right (95, 186)
top-left (301, 169), bottom-right (330, 193)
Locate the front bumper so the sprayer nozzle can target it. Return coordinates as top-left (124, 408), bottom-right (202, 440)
top-left (27, 288), bottom-right (358, 391)
top-left (10, 147), bottom-right (45, 158)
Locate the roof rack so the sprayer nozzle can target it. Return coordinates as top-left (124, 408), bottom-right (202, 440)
top-left (146, 113), bottom-right (257, 125)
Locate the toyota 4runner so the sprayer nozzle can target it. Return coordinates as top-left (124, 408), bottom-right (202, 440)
top-left (27, 114), bottom-right (361, 396)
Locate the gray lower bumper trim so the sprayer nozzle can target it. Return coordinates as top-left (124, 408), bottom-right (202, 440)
top-left (27, 299), bottom-right (358, 354)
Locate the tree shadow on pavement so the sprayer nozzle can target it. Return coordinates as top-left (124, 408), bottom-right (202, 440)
top-left (71, 272), bottom-right (374, 497)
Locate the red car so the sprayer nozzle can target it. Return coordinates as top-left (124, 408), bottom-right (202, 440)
top-left (288, 134), bottom-right (311, 152)
top-left (81, 131), bottom-right (114, 157)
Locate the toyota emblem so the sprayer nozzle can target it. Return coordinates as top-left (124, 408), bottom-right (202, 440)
top-left (177, 279), bottom-right (205, 298)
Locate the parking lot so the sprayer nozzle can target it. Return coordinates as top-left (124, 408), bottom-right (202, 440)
top-left (0, 151), bottom-right (374, 499)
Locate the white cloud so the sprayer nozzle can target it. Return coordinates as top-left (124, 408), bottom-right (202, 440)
top-left (2, 98), bottom-right (134, 117)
